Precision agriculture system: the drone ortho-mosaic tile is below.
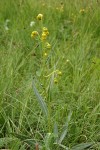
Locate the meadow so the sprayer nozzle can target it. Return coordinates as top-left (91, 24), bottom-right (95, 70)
top-left (0, 0), bottom-right (100, 149)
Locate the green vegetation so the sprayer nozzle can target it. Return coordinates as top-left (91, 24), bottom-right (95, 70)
top-left (0, 0), bottom-right (100, 149)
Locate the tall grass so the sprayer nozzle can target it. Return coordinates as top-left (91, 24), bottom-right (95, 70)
top-left (0, 0), bottom-right (100, 149)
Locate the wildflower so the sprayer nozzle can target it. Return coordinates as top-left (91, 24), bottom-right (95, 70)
top-left (37, 14), bottom-right (43, 20)
top-left (58, 71), bottom-right (62, 76)
top-left (44, 52), bottom-right (48, 57)
top-left (43, 27), bottom-right (49, 35)
top-left (54, 78), bottom-right (58, 84)
top-left (46, 42), bottom-right (51, 49)
top-left (43, 27), bottom-right (48, 32)
top-left (66, 59), bottom-right (69, 62)
top-left (45, 31), bottom-right (49, 36)
top-left (41, 32), bottom-right (47, 40)
top-left (79, 9), bottom-right (85, 14)
top-left (30, 21), bottom-right (35, 27)
top-left (31, 31), bottom-right (39, 38)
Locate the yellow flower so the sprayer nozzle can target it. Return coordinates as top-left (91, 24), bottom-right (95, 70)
top-left (54, 78), bottom-right (58, 84)
top-left (41, 32), bottom-right (47, 40)
top-left (45, 31), bottom-right (49, 36)
top-left (43, 27), bottom-right (48, 32)
top-left (79, 9), bottom-right (85, 14)
top-left (58, 71), bottom-right (62, 76)
top-left (43, 27), bottom-right (49, 36)
top-left (66, 59), bottom-right (69, 63)
top-left (42, 32), bottom-right (47, 37)
top-left (31, 31), bottom-right (39, 38)
top-left (44, 52), bottom-right (48, 57)
top-left (37, 14), bottom-right (43, 20)
top-left (46, 42), bottom-right (51, 49)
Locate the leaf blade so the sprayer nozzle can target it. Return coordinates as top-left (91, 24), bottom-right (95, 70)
top-left (58, 111), bottom-right (72, 144)
top-left (32, 80), bottom-right (48, 118)
top-left (71, 142), bottom-right (94, 150)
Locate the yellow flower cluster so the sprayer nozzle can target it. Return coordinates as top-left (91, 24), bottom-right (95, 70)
top-left (43, 42), bottom-right (51, 57)
top-left (54, 70), bottom-right (62, 84)
top-left (41, 27), bottom-right (49, 41)
top-left (31, 14), bottom-right (51, 58)
top-left (31, 31), bottom-right (39, 38)
top-left (43, 27), bottom-right (49, 35)
top-left (30, 14), bottom-right (63, 86)
top-left (79, 9), bottom-right (85, 14)
top-left (56, 2), bottom-right (64, 12)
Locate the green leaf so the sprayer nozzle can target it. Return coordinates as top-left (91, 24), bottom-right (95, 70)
top-left (71, 142), bottom-right (93, 150)
top-left (44, 133), bottom-right (52, 150)
top-left (58, 111), bottom-right (72, 144)
top-left (32, 80), bottom-right (48, 118)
